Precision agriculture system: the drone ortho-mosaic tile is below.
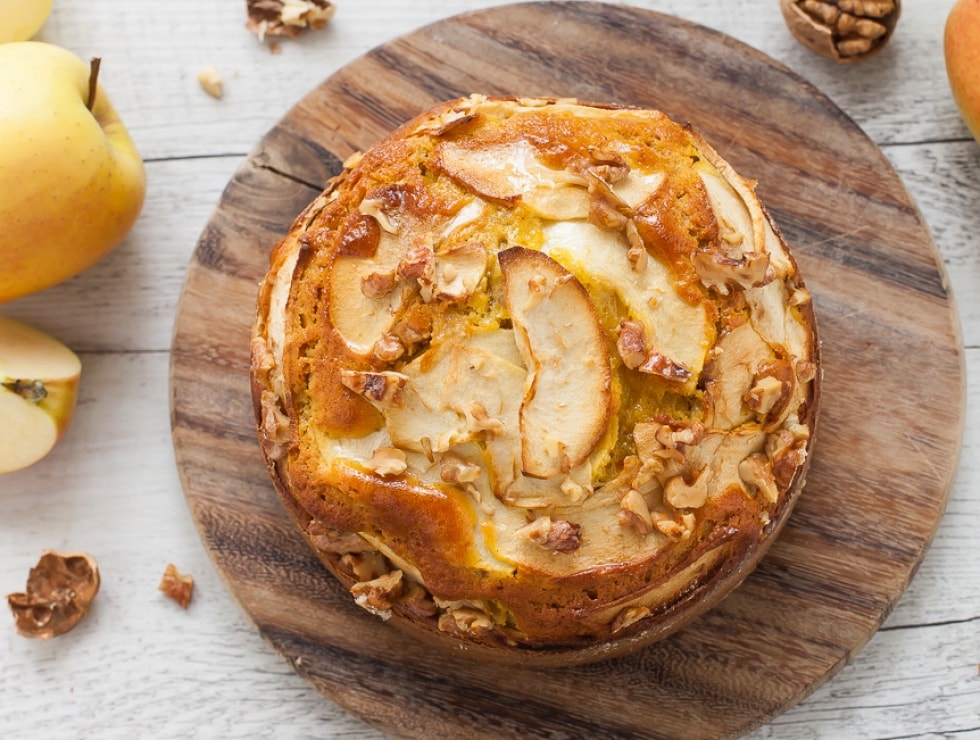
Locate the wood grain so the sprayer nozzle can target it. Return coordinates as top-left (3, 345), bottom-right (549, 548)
top-left (170, 4), bottom-right (965, 738)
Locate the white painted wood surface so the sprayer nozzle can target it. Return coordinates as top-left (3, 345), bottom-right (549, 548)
top-left (1, 0), bottom-right (977, 737)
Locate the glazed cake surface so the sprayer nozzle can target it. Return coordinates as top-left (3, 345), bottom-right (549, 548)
top-left (250, 95), bottom-right (820, 663)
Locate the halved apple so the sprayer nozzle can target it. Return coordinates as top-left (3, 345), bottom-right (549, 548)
top-left (498, 246), bottom-right (612, 478)
top-left (0, 317), bottom-right (81, 474)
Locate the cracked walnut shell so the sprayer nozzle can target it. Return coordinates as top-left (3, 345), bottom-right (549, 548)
top-left (781, 0), bottom-right (901, 62)
top-left (250, 95), bottom-right (821, 666)
top-left (7, 550), bottom-right (100, 639)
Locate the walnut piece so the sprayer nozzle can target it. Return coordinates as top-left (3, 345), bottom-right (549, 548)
top-left (158, 564), bottom-right (194, 609)
top-left (780, 0), bottom-right (900, 62)
top-left (7, 551), bottom-right (100, 639)
top-left (350, 570), bottom-right (404, 620)
top-left (616, 320), bottom-right (692, 382)
top-left (437, 603), bottom-right (494, 636)
top-left (197, 65), bottom-right (223, 99)
top-left (246, 0), bottom-right (335, 42)
top-left (306, 521), bottom-right (374, 554)
top-left (518, 516), bottom-right (583, 552)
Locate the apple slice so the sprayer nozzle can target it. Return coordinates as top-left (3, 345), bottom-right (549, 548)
top-left (0, 317), bottom-right (81, 474)
top-left (435, 139), bottom-right (591, 221)
top-left (541, 221), bottom-right (711, 383)
top-left (498, 246), bottom-right (612, 478)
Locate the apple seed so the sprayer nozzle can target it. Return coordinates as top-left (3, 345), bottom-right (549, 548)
top-left (2, 379), bottom-right (47, 403)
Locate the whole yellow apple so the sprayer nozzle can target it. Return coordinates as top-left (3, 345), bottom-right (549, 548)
top-left (0, 42), bottom-right (146, 303)
top-left (946, 0), bottom-right (980, 143)
top-left (0, 316), bottom-right (81, 474)
top-left (0, 0), bottom-right (53, 44)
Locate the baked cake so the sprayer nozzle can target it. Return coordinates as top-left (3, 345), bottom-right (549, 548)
top-left (250, 95), bottom-right (820, 664)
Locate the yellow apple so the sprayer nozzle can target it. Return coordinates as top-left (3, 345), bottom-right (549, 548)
top-left (0, 0), bottom-right (53, 44)
top-left (0, 42), bottom-right (146, 303)
top-left (945, 0), bottom-right (980, 143)
top-left (0, 316), bottom-right (81, 474)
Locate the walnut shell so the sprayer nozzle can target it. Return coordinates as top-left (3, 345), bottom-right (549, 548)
top-left (780, 0), bottom-right (901, 62)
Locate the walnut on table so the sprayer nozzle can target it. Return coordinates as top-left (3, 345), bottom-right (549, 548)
top-left (246, 0), bottom-right (336, 42)
top-left (7, 551), bottom-right (100, 639)
top-left (780, 0), bottom-right (901, 62)
top-left (158, 563), bottom-right (195, 609)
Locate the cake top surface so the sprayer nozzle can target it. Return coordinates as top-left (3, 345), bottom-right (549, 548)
top-left (251, 95), bottom-right (819, 651)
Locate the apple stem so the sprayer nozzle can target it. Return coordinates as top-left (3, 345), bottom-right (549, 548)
top-left (86, 57), bottom-right (102, 112)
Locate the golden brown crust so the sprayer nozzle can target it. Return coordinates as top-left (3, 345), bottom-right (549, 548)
top-left (251, 95), bottom-right (820, 664)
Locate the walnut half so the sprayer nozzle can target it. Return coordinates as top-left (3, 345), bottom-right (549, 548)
top-left (780, 0), bottom-right (901, 62)
top-left (7, 551), bottom-right (100, 639)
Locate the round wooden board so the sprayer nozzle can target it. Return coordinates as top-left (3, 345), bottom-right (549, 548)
top-left (170, 3), bottom-right (965, 738)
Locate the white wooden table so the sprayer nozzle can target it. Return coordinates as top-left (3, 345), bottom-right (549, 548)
top-left (2, 1), bottom-right (978, 737)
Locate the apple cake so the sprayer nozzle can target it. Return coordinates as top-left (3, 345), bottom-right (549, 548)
top-left (250, 95), bottom-right (820, 664)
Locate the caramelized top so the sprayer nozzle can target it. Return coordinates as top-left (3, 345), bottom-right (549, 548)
top-left (252, 96), bottom-right (819, 647)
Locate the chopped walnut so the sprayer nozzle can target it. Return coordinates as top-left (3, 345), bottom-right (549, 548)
top-left (259, 389), bottom-right (290, 461)
top-left (158, 564), bottom-right (194, 609)
top-left (398, 237), bottom-right (435, 283)
top-left (766, 428), bottom-right (809, 488)
top-left (340, 369), bottom-right (407, 406)
top-left (350, 570), bottom-right (404, 620)
top-left (197, 65), bottom-right (223, 99)
top-left (306, 522), bottom-right (375, 554)
top-left (745, 374), bottom-right (788, 417)
top-left (664, 468), bottom-right (709, 509)
top-left (518, 517), bottom-right (583, 552)
top-left (413, 108), bottom-right (478, 137)
top-left (619, 488), bottom-right (654, 535)
top-left (568, 147), bottom-right (630, 185)
top-left (437, 604), bottom-right (494, 636)
top-left (638, 350), bottom-right (693, 382)
top-left (372, 333), bottom-right (406, 363)
top-left (396, 580), bottom-right (438, 619)
top-left (587, 147), bottom-right (630, 184)
top-left (616, 320), bottom-right (648, 370)
top-left (653, 511), bottom-right (696, 541)
top-left (440, 454), bottom-right (482, 484)
top-left (339, 551), bottom-right (387, 582)
top-left (616, 321), bottom-right (692, 381)
top-left (625, 221), bottom-right (648, 273)
top-left (360, 270), bottom-right (399, 298)
top-left (7, 551), bottom-right (100, 639)
top-left (738, 453), bottom-right (779, 504)
top-left (692, 250), bottom-right (774, 295)
top-left (587, 176), bottom-right (632, 231)
top-left (246, 0), bottom-right (336, 42)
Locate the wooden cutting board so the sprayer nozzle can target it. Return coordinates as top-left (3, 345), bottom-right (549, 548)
top-left (170, 3), bottom-right (965, 738)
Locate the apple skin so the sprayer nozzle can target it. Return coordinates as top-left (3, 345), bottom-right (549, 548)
top-left (945, 0), bottom-right (980, 143)
top-left (0, 0), bottom-right (53, 44)
top-left (0, 316), bottom-right (82, 474)
top-left (0, 42), bottom-right (146, 303)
